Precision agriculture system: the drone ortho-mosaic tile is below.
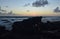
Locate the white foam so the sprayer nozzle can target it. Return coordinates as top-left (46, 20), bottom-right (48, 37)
top-left (0, 17), bottom-right (28, 31)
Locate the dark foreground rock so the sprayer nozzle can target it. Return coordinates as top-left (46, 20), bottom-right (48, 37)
top-left (12, 16), bottom-right (42, 33)
top-left (0, 16), bottom-right (60, 39)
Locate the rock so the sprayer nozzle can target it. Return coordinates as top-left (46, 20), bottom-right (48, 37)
top-left (12, 16), bottom-right (42, 33)
top-left (0, 26), bottom-right (9, 38)
top-left (1, 16), bottom-right (60, 39)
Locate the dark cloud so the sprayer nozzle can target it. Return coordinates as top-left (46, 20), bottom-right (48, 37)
top-left (32, 0), bottom-right (48, 7)
top-left (54, 7), bottom-right (60, 13)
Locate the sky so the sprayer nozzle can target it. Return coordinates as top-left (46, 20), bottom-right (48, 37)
top-left (0, 0), bottom-right (60, 16)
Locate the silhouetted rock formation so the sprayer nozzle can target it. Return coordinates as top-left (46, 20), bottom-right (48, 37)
top-left (0, 26), bottom-right (5, 35)
top-left (12, 16), bottom-right (42, 33)
top-left (0, 26), bottom-right (10, 39)
top-left (11, 16), bottom-right (60, 39)
top-left (0, 16), bottom-right (60, 39)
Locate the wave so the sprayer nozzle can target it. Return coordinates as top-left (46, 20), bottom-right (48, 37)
top-left (42, 16), bottom-right (60, 23)
top-left (0, 16), bottom-right (60, 31)
top-left (0, 17), bottom-right (28, 31)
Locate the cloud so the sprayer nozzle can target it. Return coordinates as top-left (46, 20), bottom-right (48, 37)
top-left (24, 3), bottom-right (30, 7)
top-left (32, 0), bottom-right (48, 7)
top-left (26, 10), bottom-right (30, 12)
top-left (0, 6), bottom-right (6, 12)
top-left (5, 6), bottom-right (8, 8)
top-left (54, 7), bottom-right (60, 13)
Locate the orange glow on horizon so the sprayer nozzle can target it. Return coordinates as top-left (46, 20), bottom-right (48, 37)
top-left (12, 10), bottom-right (60, 16)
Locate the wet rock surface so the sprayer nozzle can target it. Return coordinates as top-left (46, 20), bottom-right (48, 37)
top-left (0, 16), bottom-right (60, 39)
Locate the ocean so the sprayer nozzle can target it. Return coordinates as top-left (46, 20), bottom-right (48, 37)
top-left (0, 16), bottom-right (60, 31)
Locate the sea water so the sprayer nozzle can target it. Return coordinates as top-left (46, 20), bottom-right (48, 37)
top-left (0, 16), bottom-right (60, 31)
top-left (42, 16), bottom-right (60, 23)
top-left (0, 16), bottom-right (29, 31)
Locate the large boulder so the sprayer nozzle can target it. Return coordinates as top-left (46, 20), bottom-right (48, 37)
top-left (12, 16), bottom-right (42, 33)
